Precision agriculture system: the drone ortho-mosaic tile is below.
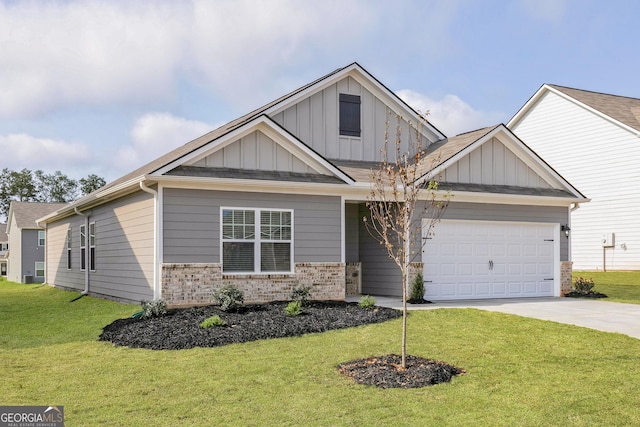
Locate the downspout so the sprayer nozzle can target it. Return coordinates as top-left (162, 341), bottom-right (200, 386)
top-left (139, 181), bottom-right (159, 299)
top-left (74, 207), bottom-right (90, 295)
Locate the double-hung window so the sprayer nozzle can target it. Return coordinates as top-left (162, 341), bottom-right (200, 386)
top-left (66, 229), bottom-right (72, 270)
top-left (80, 225), bottom-right (86, 271)
top-left (38, 230), bottom-right (45, 246)
top-left (222, 208), bottom-right (292, 273)
top-left (35, 261), bottom-right (45, 278)
top-left (89, 222), bottom-right (96, 272)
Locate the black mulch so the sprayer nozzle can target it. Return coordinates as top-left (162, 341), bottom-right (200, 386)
top-left (99, 301), bottom-right (402, 350)
top-left (564, 290), bottom-right (608, 298)
top-left (338, 354), bottom-right (465, 389)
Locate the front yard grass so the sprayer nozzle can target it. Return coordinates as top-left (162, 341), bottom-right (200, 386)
top-left (573, 270), bottom-right (640, 304)
top-left (1, 280), bottom-right (640, 426)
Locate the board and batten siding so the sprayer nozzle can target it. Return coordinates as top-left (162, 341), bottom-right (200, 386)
top-left (191, 130), bottom-right (316, 174)
top-left (511, 91), bottom-right (640, 270)
top-left (163, 188), bottom-right (341, 264)
top-left (360, 202), bottom-right (569, 297)
top-left (444, 137), bottom-right (551, 188)
top-left (271, 76), bottom-right (438, 163)
top-left (47, 190), bottom-right (155, 303)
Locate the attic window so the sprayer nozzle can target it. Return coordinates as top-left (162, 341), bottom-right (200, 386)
top-left (339, 94), bottom-right (361, 137)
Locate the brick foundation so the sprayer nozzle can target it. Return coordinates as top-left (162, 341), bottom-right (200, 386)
top-left (161, 262), bottom-right (345, 306)
top-left (345, 262), bottom-right (361, 295)
top-left (560, 261), bottom-right (573, 296)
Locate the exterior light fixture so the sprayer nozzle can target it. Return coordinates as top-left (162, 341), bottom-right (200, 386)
top-left (561, 225), bottom-right (571, 238)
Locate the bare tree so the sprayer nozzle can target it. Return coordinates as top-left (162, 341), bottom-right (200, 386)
top-left (364, 113), bottom-right (450, 368)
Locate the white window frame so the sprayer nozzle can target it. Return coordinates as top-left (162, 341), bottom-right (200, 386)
top-left (66, 228), bottom-right (72, 270)
top-left (220, 207), bottom-right (294, 274)
top-left (80, 225), bottom-right (86, 271)
top-left (38, 230), bottom-right (45, 246)
top-left (89, 222), bottom-right (96, 272)
top-left (35, 261), bottom-right (45, 278)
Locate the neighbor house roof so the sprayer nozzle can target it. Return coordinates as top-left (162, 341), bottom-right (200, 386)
top-left (509, 84), bottom-right (640, 135)
top-left (0, 223), bottom-right (7, 242)
top-left (8, 202), bottom-right (68, 230)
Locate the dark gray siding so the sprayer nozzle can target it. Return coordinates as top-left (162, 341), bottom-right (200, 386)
top-left (345, 203), bottom-right (359, 262)
top-left (361, 201), bottom-right (570, 296)
top-left (163, 189), bottom-right (342, 264)
top-left (21, 229), bottom-right (45, 282)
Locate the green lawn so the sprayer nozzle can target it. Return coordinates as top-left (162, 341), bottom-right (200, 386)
top-left (1, 280), bottom-right (640, 426)
top-left (573, 270), bottom-right (640, 304)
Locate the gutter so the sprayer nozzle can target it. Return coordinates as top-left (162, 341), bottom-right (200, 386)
top-left (74, 207), bottom-right (90, 295)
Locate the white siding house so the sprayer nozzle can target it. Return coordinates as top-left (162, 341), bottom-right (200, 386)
top-left (509, 85), bottom-right (640, 270)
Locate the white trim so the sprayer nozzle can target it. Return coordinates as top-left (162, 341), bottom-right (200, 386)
top-left (419, 124), bottom-right (586, 200)
top-left (220, 207), bottom-right (294, 274)
top-left (89, 222), bottom-right (96, 272)
top-left (152, 116), bottom-right (354, 185)
top-left (157, 184), bottom-right (164, 299)
top-left (139, 181), bottom-right (160, 300)
top-left (509, 84), bottom-right (640, 137)
top-left (79, 224), bottom-right (86, 272)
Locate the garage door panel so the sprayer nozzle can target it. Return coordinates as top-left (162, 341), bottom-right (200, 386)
top-left (423, 220), bottom-right (557, 300)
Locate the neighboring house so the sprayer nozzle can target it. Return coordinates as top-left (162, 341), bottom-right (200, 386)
top-left (0, 223), bottom-right (7, 276)
top-left (38, 63), bottom-right (586, 304)
top-left (509, 85), bottom-right (640, 270)
top-left (6, 202), bottom-right (67, 283)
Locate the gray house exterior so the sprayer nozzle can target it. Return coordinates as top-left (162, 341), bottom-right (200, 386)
top-left (39, 63), bottom-right (587, 305)
top-left (6, 202), bottom-right (67, 283)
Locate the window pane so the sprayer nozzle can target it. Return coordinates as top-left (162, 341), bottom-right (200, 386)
top-left (260, 242), bottom-right (290, 271)
top-left (261, 211), bottom-right (291, 241)
top-left (223, 242), bottom-right (254, 272)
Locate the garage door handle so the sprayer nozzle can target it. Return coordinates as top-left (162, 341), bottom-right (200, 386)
top-left (544, 278), bottom-right (554, 281)
top-left (424, 280), bottom-right (433, 283)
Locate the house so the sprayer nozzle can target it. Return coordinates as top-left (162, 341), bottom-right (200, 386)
top-left (0, 223), bottom-right (7, 276)
top-left (6, 201), bottom-right (67, 283)
top-left (509, 85), bottom-right (640, 270)
top-left (38, 63), bottom-right (586, 305)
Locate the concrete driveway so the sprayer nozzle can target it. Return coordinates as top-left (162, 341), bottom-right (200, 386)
top-left (351, 296), bottom-right (640, 339)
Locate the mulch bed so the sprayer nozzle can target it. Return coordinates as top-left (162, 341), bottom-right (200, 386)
top-left (338, 354), bottom-right (465, 388)
top-left (100, 300), bottom-right (464, 388)
top-left (99, 301), bottom-right (401, 350)
top-left (564, 290), bottom-right (608, 298)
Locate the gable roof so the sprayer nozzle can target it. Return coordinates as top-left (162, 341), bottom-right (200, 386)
top-left (333, 124), bottom-right (586, 201)
top-left (509, 84), bottom-right (640, 135)
top-left (0, 223), bottom-right (7, 242)
top-left (8, 202), bottom-right (68, 230)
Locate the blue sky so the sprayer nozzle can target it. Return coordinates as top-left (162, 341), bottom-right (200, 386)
top-left (1, 0), bottom-right (638, 182)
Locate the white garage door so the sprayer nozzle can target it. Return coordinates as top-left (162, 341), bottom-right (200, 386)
top-left (422, 220), bottom-right (557, 300)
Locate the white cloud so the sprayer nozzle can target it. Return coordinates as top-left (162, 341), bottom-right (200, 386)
top-left (396, 89), bottom-right (505, 136)
top-left (114, 113), bottom-right (215, 172)
top-left (0, 134), bottom-right (90, 171)
top-left (0, 0), bottom-right (374, 119)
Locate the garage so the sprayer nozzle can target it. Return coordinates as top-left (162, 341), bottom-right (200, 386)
top-left (422, 220), bottom-right (559, 300)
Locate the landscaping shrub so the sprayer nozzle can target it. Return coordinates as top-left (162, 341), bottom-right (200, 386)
top-left (358, 295), bottom-right (376, 309)
top-left (140, 299), bottom-right (167, 319)
top-left (213, 285), bottom-right (244, 311)
top-left (285, 301), bottom-right (303, 316)
top-left (409, 271), bottom-right (425, 302)
top-left (290, 285), bottom-right (312, 306)
top-left (200, 315), bottom-right (227, 328)
top-left (574, 277), bottom-right (595, 293)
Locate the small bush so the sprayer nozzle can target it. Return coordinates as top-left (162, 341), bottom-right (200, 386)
top-left (140, 299), bottom-right (167, 319)
top-left (409, 271), bottom-right (425, 302)
top-left (200, 315), bottom-right (227, 328)
top-left (285, 301), bottom-right (303, 316)
top-left (290, 285), bottom-right (312, 306)
top-left (358, 295), bottom-right (376, 310)
top-left (213, 285), bottom-right (244, 311)
top-left (573, 277), bottom-right (595, 293)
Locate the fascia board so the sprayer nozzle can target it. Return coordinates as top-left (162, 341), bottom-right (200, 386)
top-left (37, 176), bottom-right (146, 223)
top-left (507, 84), bottom-right (548, 128)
